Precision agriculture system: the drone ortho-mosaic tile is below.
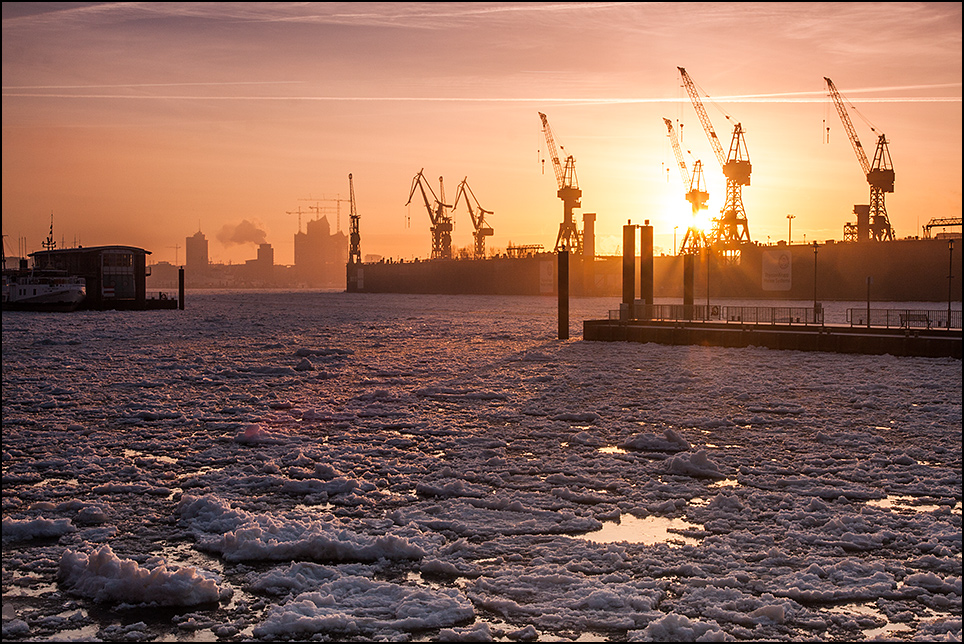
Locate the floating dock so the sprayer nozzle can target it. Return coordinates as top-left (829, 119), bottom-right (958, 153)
top-left (583, 317), bottom-right (961, 359)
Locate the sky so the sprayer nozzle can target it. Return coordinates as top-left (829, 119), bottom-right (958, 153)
top-left (2, 2), bottom-right (961, 266)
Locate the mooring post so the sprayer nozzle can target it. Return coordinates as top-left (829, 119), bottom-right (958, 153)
top-left (178, 267), bottom-right (185, 310)
top-left (639, 220), bottom-right (654, 320)
top-left (622, 220), bottom-right (635, 321)
top-left (683, 253), bottom-right (694, 321)
top-left (558, 247), bottom-right (569, 340)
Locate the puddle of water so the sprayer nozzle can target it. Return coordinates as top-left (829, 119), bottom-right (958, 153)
top-left (576, 514), bottom-right (702, 546)
top-left (826, 601), bottom-right (913, 640)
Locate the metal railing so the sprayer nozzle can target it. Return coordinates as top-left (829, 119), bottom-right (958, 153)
top-left (609, 303), bottom-right (823, 325)
top-left (847, 308), bottom-right (962, 330)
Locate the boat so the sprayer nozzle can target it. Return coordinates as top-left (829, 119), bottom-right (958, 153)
top-left (2, 268), bottom-right (87, 312)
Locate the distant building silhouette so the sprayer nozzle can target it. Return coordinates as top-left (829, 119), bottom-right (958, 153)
top-left (185, 230), bottom-right (209, 270)
top-left (294, 216), bottom-right (348, 287)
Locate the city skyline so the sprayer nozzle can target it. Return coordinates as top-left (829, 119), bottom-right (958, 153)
top-left (3, 2), bottom-right (961, 266)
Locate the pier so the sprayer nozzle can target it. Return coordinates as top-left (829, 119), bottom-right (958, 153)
top-left (583, 315), bottom-right (961, 359)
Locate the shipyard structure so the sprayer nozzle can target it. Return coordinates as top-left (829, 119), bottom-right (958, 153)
top-left (348, 73), bottom-right (961, 304)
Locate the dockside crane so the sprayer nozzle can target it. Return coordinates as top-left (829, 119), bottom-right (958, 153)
top-left (677, 67), bottom-right (752, 253)
top-left (538, 112), bottom-right (583, 254)
top-left (824, 77), bottom-right (895, 242)
top-left (664, 118), bottom-right (709, 254)
top-left (406, 169), bottom-right (453, 260)
top-left (453, 177), bottom-right (494, 260)
top-left (347, 173), bottom-right (360, 266)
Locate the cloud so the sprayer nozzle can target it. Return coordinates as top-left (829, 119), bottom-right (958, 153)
top-left (217, 220), bottom-right (267, 247)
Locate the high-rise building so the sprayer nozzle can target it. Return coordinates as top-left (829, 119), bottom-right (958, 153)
top-left (294, 216), bottom-right (348, 287)
top-left (185, 230), bottom-right (208, 270)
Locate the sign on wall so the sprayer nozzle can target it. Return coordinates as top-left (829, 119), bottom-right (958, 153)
top-left (762, 250), bottom-right (792, 291)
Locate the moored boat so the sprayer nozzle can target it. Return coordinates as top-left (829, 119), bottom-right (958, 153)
top-left (2, 269), bottom-right (87, 312)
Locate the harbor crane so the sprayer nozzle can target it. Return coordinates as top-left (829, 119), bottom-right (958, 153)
top-left (678, 67), bottom-right (752, 254)
top-left (824, 77), bottom-right (895, 242)
top-left (406, 169), bottom-right (453, 260)
top-left (664, 117), bottom-right (709, 254)
top-left (453, 177), bottom-right (494, 260)
top-left (347, 173), bottom-right (361, 266)
top-left (538, 112), bottom-right (583, 254)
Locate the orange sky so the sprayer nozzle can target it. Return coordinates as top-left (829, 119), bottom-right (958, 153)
top-left (3, 2), bottom-right (961, 266)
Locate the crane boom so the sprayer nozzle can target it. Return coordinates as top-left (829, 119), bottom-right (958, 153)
top-left (677, 67), bottom-right (726, 168)
top-left (824, 77), bottom-right (870, 175)
top-left (453, 177), bottom-right (494, 260)
top-left (663, 118), bottom-right (690, 187)
top-left (539, 112), bottom-right (565, 190)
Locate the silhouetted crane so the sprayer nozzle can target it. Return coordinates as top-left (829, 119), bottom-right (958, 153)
top-left (406, 169), bottom-right (453, 260)
top-left (824, 77), bottom-right (895, 241)
top-left (347, 173), bottom-right (360, 266)
top-left (538, 112), bottom-right (582, 254)
top-left (453, 177), bottom-right (494, 260)
top-left (664, 118), bottom-right (709, 254)
top-left (678, 67), bottom-right (752, 254)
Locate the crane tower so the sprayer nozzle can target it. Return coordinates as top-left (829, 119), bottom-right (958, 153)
top-left (453, 177), bottom-right (494, 260)
top-left (824, 77), bottom-right (895, 241)
top-left (677, 68), bottom-right (752, 255)
top-left (406, 169), bottom-right (453, 260)
top-left (663, 118), bottom-right (708, 254)
top-left (347, 173), bottom-right (360, 265)
top-left (538, 112), bottom-right (583, 254)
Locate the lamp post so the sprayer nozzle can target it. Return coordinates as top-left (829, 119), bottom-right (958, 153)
top-left (949, 239), bottom-right (955, 329)
top-left (787, 214), bottom-right (795, 245)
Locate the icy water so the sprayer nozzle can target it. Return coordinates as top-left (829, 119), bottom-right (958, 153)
top-left (2, 291), bottom-right (961, 642)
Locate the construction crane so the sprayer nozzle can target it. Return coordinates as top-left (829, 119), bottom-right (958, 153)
top-left (406, 169), bottom-right (453, 260)
top-left (300, 194), bottom-right (350, 232)
top-left (453, 177), bottom-right (494, 260)
top-left (538, 112), bottom-right (583, 254)
top-left (824, 77), bottom-right (895, 242)
top-left (677, 67), bottom-right (752, 253)
top-left (347, 173), bottom-right (361, 266)
top-left (664, 118), bottom-right (708, 254)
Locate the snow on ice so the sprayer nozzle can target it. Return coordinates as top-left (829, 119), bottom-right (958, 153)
top-left (2, 292), bottom-right (961, 642)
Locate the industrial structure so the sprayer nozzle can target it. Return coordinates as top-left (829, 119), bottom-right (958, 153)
top-left (539, 112), bottom-right (583, 254)
top-left (452, 177), bottom-right (494, 260)
top-left (347, 173), bottom-right (362, 292)
top-left (824, 77), bottom-right (896, 242)
top-left (678, 67), bottom-right (752, 257)
top-left (406, 169), bottom-right (453, 260)
top-left (664, 117), bottom-right (709, 254)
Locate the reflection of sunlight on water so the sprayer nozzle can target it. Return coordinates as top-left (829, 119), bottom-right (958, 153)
top-left (866, 495), bottom-right (945, 513)
top-left (826, 602), bottom-right (913, 639)
top-left (124, 449), bottom-right (178, 464)
top-left (597, 446), bottom-right (627, 454)
top-left (708, 478), bottom-right (739, 488)
top-left (576, 514), bottom-right (702, 546)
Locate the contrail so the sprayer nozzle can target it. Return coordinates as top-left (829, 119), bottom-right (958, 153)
top-left (2, 93), bottom-right (959, 104)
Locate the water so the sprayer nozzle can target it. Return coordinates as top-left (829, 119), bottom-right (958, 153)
top-left (2, 291), bottom-right (961, 642)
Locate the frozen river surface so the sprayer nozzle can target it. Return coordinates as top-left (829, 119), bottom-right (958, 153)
top-left (2, 291), bottom-right (961, 642)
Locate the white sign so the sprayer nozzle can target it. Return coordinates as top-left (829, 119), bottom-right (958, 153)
top-left (762, 250), bottom-right (792, 291)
